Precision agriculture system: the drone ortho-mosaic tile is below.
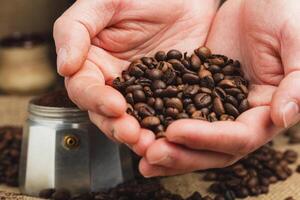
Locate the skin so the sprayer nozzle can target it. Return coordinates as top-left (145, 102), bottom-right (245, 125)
top-left (54, 0), bottom-right (300, 177)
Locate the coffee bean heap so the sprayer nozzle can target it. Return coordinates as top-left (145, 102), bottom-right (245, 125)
top-left (0, 126), bottom-right (22, 186)
top-left (113, 47), bottom-right (250, 135)
top-left (203, 145), bottom-right (298, 199)
top-left (39, 179), bottom-right (213, 200)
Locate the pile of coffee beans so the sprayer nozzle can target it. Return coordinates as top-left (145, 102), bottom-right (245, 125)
top-left (39, 179), bottom-right (212, 200)
top-left (0, 126), bottom-right (22, 186)
top-left (33, 89), bottom-right (76, 108)
top-left (113, 47), bottom-right (249, 135)
top-left (203, 145), bottom-right (298, 199)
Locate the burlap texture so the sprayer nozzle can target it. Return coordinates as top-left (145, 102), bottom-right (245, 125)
top-left (0, 95), bottom-right (299, 200)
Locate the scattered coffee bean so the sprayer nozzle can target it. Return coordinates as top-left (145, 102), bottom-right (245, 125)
top-left (284, 197), bottom-right (295, 200)
top-left (113, 47), bottom-right (250, 136)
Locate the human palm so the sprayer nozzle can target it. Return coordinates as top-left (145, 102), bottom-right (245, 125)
top-left (53, 0), bottom-right (220, 155)
top-left (139, 0), bottom-right (300, 177)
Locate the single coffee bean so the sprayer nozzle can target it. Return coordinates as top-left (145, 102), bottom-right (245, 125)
top-left (152, 80), bottom-right (167, 90)
top-left (155, 51), bottom-right (166, 61)
top-left (208, 65), bottom-right (221, 73)
top-left (208, 112), bottom-right (218, 122)
top-left (194, 46), bottom-right (211, 60)
top-left (147, 97), bottom-right (155, 106)
top-left (212, 87), bottom-right (226, 100)
top-left (141, 116), bottom-right (160, 128)
top-left (224, 88), bottom-right (242, 96)
top-left (163, 85), bottom-right (179, 97)
top-left (285, 197), bottom-right (296, 200)
top-left (129, 65), bottom-right (144, 77)
top-left (234, 187), bottom-right (249, 198)
top-left (203, 172), bottom-right (218, 181)
top-left (141, 57), bottom-right (153, 66)
top-left (199, 87), bottom-right (212, 94)
top-left (154, 98), bottom-right (164, 112)
top-left (239, 84), bottom-right (249, 94)
top-left (213, 73), bottom-right (225, 83)
top-left (125, 93), bottom-right (134, 104)
top-left (166, 107), bottom-right (180, 118)
top-left (224, 103), bottom-right (240, 118)
top-left (162, 68), bottom-right (177, 84)
top-left (165, 98), bottom-right (183, 112)
top-left (133, 90), bottom-right (146, 102)
top-left (213, 97), bottom-right (225, 116)
top-left (146, 68), bottom-right (163, 80)
top-left (222, 64), bottom-right (237, 75)
top-left (184, 85), bottom-right (200, 97)
top-left (183, 73), bottom-right (200, 84)
top-left (138, 105), bottom-right (156, 117)
top-left (209, 57), bottom-right (225, 66)
top-left (135, 77), bottom-right (152, 86)
top-left (239, 99), bottom-right (249, 113)
top-left (194, 93), bottom-right (212, 108)
top-left (190, 54), bottom-right (202, 70)
top-left (198, 69), bottom-right (212, 79)
top-left (218, 79), bottom-right (237, 88)
top-left (225, 95), bottom-right (239, 108)
top-left (192, 111), bottom-right (207, 120)
top-left (283, 150), bottom-right (298, 163)
top-left (125, 84), bottom-right (143, 93)
top-left (167, 49), bottom-right (182, 60)
top-left (201, 107), bottom-right (210, 115)
top-left (176, 113), bottom-right (189, 119)
top-left (143, 86), bottom-right (153, 97)
top-left (200, 76), bottom-right (215, 89)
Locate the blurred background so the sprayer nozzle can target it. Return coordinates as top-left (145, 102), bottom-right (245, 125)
top-left (0, 0), bottom-right (74, 96)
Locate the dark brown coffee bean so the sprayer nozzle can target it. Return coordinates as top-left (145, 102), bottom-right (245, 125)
top-left (190, 54), bottom-right (202, 70)
top-left (135, 77), bottom-right (152, 86)
top-left (143, 86), bottom-right (153, 97)
top-left (146, 69), bottom-right (163, 80)
top-left (165, 98), bottom-right (183, 112)
top-left (283, 150), bottom-right (298, 163)
top-left (213, 97), bottom-right (225, 116)
top-left (247, 177), bottom-right (259, 187)
top-left (200, 76), bottom-right (215, 89)
top-left (212, 87), bottom-right (226, 100)
top-left (239, 99), bottom-right (249, 113)
top-left (39, 188), bottom-right (55, 199)
top-left (183, 73), bottom-right (200, 84)
top-left (163, 86), bottom-right (179, 97)
top-left (194, 46), bottom-right (211, 60)
top-left (154, 98), bottom-right (164, 112)
top-left (213, 73), bottom-right (225, 83)
top-left (129, 65), bottom-right (144, 77)
top-left (183, 98), bottom-right (193, 107)
top-left (141, 57), bottom-right (153, 66)
top-left (52, 189), bottom-right (71, 200)
top-left (166, 107), bottom-right (179, 118)
top-left (186, 104), bottom-right (197, 115)
top-left (155, 51), bottom-right (166, 61)
top-left (222, 64), bottom-right (237, 75)
top-left (297, 165), bottom-right (300, 173)
top-left (176, 113), bottom-right (189, 119)
top-left (162, 68), bottom-right (177, 84)
top-left (225, 95), bottom-right (238, 108)
top-left (192, 111), bottom-right (207, 120)
top-left (141, 116), bottom-right (160, 128)
top-left (125, 93), bottom-right (134, 104)
top-left (167, 49), bottom-right (182, 60)
top-left (152, 80), bottom-right (167, 90)
top-left (218, 79), bottom-right (237, 88)
top-left (208, 112), bottom-right (218, 122)
top-left (137, 105), bottom-right (155, 118)
top-left (239, 84), bottom-right (249, 94)
top-left (194, 93), bottom-right (212, 108)
top-left (133, 90), bottom-right (146, 102)
top-left (176, 77), bottom-right (183, 84)
top-left (184, 85), bottom-right (200, 97)
top-left (168, 59), bottom-right (186, 72)
top-left (199, 87), bottom-right (212, 94)
top-left (209, 57), bottom-right (225, 66)
top-left (208, 65), bottom-right (221, 73)
top-left (268, 176), bottom-right (278, 183)
top-left (234, 187), bottom-right (249, 198)
top-left (224, 103), bottom-right (239, 118)
top-left (125, 84), bottom-right (143, 93)
top-left (224, 88), bottom-right (242, 96)
top-left (201, 107), bottom-right (210, 115)
top-left (203, 172), bottom-right (218, 181)
top-left (285, 197), bottom-right (296, 200)
top-left (147, 97), bottom-right (156, 106)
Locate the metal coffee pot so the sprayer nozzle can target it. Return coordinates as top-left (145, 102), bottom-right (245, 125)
top-left (19, 101), bottom-right (134, 196)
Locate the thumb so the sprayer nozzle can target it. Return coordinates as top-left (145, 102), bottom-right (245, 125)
top-left (271, 71), bottom-right (300, 128)
top-left (53, 0), bottom-right (117, 76)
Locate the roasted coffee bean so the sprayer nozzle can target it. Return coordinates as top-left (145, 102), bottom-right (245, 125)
top-left (125, 84), bottom-right (143, 93)
top-left (186, 104), bottom-right (197, 115)
top-left (163, 86), bottom-right (179, 97)
top-left (218, 79), bottom-right (237, 88)
top-left (198, 69), bottom-right (212, 79)
top-left (285, 197), bottom-right (296, 200)
top-left (220, 114), bottom-right (235, 121)
top-left (125, 93), bottom-right (134, 104)
top-left (141, 57), bottom-right (153, 66)
top-left (146, 68), bottom-right (163, 80)
top-left (165, 98), bottom-right (183, 112)
top-left (141, 116), bottom-right (160, 128)
top-left (183, 98), bottom-right (193, 107)
top-left (224, 103), bottom-right (239, 118)
top-left (200, 76), bottom-right (215, 89)
top-left (128, 65), bottom-right (144, 77)
top-left (154, 98), bottom-right (164, 112)
top-left (152, 80), bottom-right (167, 90)
top-left (199, 87), bottom-right (212, 94)
top-left (138, 105), bottom-right (156, 117)
top-left (39, 188), bottom-right (55, 199)
top-left (194, 46), bottom-right (211, 60)
top-left (208, 112), bottom-right (218, 122)
top-left (155, 51), bottom-right (166, 61)
top-left (52, 189), bottom-right (71, 200)
top-left (225, 95), bottom-right (238, 108)
top-left (167, 49), bottom-right (182, 60)
top-left (222, 64), bottom-right (238, 75)
top-left (184, 85), bottom-right (200, 97)
top-left (177, 113), bottom-right (189, 119)
top-left (239, 99), bottom-right (249, 113)
top-left (194, 93), bottom-right (212, 108)
top-left (143, 86), bottom-right (153, 97)
top-left (212, 87), bottom-right (226, 100)
top-left (166, 107), bottom-right (180, 118)
top-left (183, 73), bottom-right (200, 84)
top-left (190, 54), bottom-right (202, 70)
top-left (203, 172), bottom-right (218, 181)
top-left (224, 88), bottom-right (242, 96)
top-left (213, 73), bottom-right (225, 83)
top-left (201, 107), bottom-right (210, 115)
top-left (208, 65), bottom-right (221, 73)
top-left (192, 111), bottom-right (207, 120)
top-left (162, 68), bottom-right (177, 84)
top-left (297, 165), bottom-right (300, 173)
top-left (135, 77), bottom-right (152, 86)
top-left (283, 150), bottom-right (298, 163)
top-left (213, 97), bottom-right (225, 116)
top-left (133, 90), bottom-right (146, 102)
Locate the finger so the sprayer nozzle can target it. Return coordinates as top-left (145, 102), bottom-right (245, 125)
top-left (271, 71), bottom-right (300, 128)
top-left (53, 0), bottom-right (118, 76)
top-left (145, 139), bottom-right (233, 170)
top-left (139, 158), bottom-right (189, 177)
top-left (166, 106), bottom-right (277, 156)
top-left (65, 60), bottom-right (127, 117)
top-left (89, 111), bottom-right (140, 145)
top-left (132, 129), bottom-right (156, 156)
top-left (248, 84), bottom-right (277, 107)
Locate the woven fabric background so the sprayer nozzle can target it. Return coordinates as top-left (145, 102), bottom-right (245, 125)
top-left (0, 95), bottom-right (299, 200)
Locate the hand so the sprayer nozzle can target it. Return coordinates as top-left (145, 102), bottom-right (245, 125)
top-left (53, 0), bottom-right (220, 156)
top-left (140, 0), bottom-right (300, 177)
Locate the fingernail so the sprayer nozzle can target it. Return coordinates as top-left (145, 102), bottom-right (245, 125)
top-left (148, 155), bottom-right (170, 165)
top-left (282, 101), bottom-right (300, 128)
top-left (57, 47), bottom-right (68, 75)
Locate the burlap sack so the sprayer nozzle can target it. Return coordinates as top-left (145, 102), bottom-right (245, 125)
top-left (0, 95), bottom-right (299, 200)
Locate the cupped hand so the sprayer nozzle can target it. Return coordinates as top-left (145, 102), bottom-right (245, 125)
top-left (53, 0), bottom-right (220, 155)
top-left (140, 0), bottom-right (300, 177)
